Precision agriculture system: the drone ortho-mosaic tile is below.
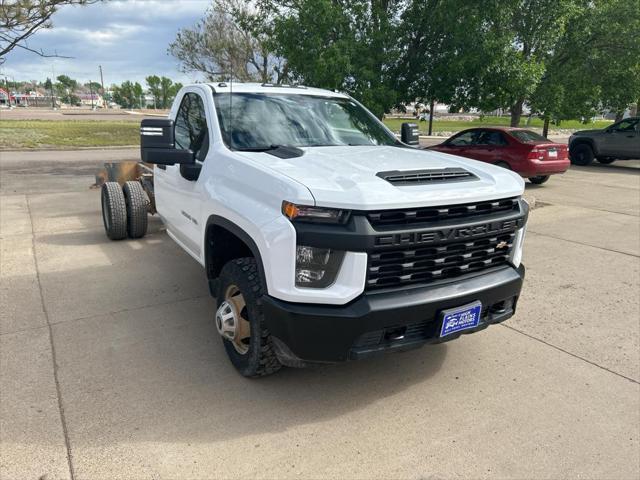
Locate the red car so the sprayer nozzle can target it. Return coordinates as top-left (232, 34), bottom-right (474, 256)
top-left (426, 127), bottom-right (570, 184)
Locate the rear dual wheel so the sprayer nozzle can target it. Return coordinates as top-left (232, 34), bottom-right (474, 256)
top-left (101, 181), bottom-right (148, 240)
top-left (101, 182), bottom-right (127, 240)
top-left (123, 181), bottom-right (149, 239)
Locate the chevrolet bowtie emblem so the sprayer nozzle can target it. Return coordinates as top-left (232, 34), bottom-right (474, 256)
top-left (495, 241), bottom-right (509, 250)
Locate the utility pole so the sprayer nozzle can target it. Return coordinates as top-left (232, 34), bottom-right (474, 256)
top-left (89, 80), bottom-right (94, 109)
top-left (51, 64), bottom-right (56, 109)
top-left (10, 76), bottom-right (17, 107)
top-left (99, 65), bottom-right (105, 108)
top-left (428, 99), bottom-right (435, 136)
top-left (49, 79), bottom-right (55, 109)
top-left (3, 76), bottom-right (10, 107)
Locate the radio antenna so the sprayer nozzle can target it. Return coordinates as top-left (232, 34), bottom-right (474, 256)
top-left (229, 63), bottom-right (233, 147)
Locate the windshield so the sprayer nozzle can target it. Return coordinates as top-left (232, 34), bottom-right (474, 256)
top-left (213, 93), bottom-right (398, 150)
top-left (510, 130), bottom-right (548, 143)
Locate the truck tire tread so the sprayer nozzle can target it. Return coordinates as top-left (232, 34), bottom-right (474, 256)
top-left (218, 258), bottom-right (282, 377)
top-left (123, 181), bottom-right (149, 239)
top-left (101, 182), bottom-right (127, 240)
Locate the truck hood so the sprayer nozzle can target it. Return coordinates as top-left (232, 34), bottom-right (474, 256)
top-left (238, 145), bottom-right (525, 210)
top-left (573, 129), bottom-right (603, 136)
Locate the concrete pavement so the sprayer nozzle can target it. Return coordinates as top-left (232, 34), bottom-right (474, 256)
top-left (1, 148), bottom-right (639, 479)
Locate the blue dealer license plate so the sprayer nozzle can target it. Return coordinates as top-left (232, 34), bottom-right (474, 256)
top-left (440, 301), bottom-right (482, 337)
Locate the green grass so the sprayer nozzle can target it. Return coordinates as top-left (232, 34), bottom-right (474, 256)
top-left (0, 116), bottom-right (614, 149)
top-left (0, 120), bottom-right (139, 149)
top-left (382, 116), bottom-right (613, 135)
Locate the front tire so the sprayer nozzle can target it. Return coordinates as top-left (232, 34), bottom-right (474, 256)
top-left (215, 258), bottom-right (282, 377)
top-left (529, 175), bottom-right (550, 185)
top-left (570, 144), bottom-right (594, 166)
top-left (101, 182), bottom-right (127, 240)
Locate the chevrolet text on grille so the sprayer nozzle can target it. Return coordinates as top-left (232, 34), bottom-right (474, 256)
top-left (374, 219), bottom-right (524, 247)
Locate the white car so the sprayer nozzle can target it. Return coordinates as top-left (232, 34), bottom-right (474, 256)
top-left (101, 83), bottom-right (528, 377)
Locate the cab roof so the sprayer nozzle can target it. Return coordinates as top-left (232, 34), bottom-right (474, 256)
top-left (205, 82), bottom-right (349, 98)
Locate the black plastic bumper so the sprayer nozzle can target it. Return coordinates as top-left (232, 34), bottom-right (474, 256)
top-left (262, 265), bottom-right (525, 364)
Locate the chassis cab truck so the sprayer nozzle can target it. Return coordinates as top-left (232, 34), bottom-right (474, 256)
top-left (101, 83), bottom-right (528, 377)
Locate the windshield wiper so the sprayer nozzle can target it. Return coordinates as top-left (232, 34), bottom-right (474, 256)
top-left (235, 144), bottom-right (285, 152)
top-left (235, 144), bottom-right (304, 159)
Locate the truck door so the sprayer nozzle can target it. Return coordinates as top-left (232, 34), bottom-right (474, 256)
top-left (154, 89), bottom-right (210, 260)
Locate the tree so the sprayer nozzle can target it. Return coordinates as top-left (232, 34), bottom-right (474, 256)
top-left (159, 76), bottom-right (181, 109)
top-left (0, 0), bottom-right (99, 63)
top-left (146, 75), bottom-right (182, 109)
top-left (264, 0), bottom-right (403, 118)
top-left (465, 0), bottom-right (580, 126)
top-left (54, 74), bottom-right (79, 105)
top-left (111, 80), bottom-right (144, 109)
top-left (84, 81), bottom-right (102, 92)
top-left (145, 75), bottom-right (161, 108)
top-left (575, 0), bottom-right (640, 121)
top-left (396, 1), bottom-right (497, 131)
top-left (132, 81), bottom-right (143, 108)
top-left (529, 0), bottom-right (640, 133)
top-left (169, 0), bottom-right (284, 82)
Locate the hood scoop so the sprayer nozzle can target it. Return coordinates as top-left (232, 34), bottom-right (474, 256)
top-left (376, 167), bottom-right (477, 186)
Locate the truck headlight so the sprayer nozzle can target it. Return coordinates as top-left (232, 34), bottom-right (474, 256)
top-left (282, 201), bottom-right (350, 224)
top-left (295, 246), bottom-right (345, 288)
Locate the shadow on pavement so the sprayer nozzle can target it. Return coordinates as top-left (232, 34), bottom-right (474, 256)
top-left (569, 162), bottom-right (640, 175)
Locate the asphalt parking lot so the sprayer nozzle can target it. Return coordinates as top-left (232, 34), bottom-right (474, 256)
top-left (1, 148), bottom-right (639, 479)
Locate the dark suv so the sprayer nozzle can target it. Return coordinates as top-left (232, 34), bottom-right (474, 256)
top-left (569, 117), bottom-right (639, 165)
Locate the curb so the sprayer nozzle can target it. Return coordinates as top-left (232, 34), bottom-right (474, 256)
top-left (0, 145), bottom-right (138, 153)
top-left (125, 111), bottom-right (168, 117)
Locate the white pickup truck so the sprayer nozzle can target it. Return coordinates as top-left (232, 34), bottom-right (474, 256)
top-left (101, 83), bottom-right (528, 377)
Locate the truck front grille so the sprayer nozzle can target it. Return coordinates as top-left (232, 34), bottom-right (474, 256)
top-left (366, 197), bottom-right (518, 228)
top-left (366, 232), bottom-right (515, 290)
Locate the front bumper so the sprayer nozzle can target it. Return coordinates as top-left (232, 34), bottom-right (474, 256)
top-left (263, 264), bottom-right (525, 364)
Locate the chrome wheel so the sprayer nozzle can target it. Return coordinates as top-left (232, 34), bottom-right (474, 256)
top-left (215, 284), bottom-right (251, 355)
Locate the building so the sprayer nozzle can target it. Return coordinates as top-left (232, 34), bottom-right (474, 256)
top-left (76, 93), bottom-right (104, 108)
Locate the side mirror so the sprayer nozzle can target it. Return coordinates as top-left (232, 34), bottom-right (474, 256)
top-left (401, 122), bottom-right (420, 146)
top-left (140, 118), bottom-right (194, 165)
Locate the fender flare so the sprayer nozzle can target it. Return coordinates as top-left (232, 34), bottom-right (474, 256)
top-left (569, 137), bottom-right (598, 156)
top-left (204, 215), bottom-right (269, 292)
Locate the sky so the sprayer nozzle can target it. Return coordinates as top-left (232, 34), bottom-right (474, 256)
top-left (1, 0), bottom-right (211, 87)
